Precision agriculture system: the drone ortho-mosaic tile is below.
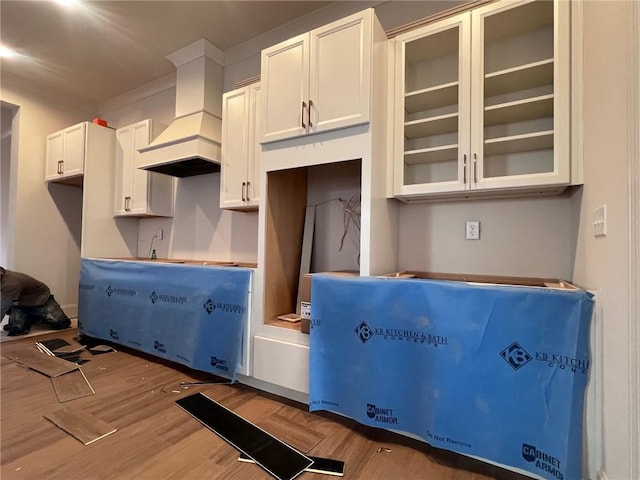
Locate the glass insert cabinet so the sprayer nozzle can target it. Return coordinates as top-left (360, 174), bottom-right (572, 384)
top-left (393, 0), bottom-right (571, 201)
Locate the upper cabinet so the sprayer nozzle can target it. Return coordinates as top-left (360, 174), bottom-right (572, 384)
top-left (393, 0), bottom-right (571, 201)
top-left (114, 119), bottom-right (174, 217)
top-left (220, 83), bottom-right (261, 210)
top-left (260, 9), bottom-right (373, 144)
top-left (45, 122), bottom-right (88, 185)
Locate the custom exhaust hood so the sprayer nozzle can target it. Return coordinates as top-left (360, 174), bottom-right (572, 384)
top-left (138, 39), bottom-right (224, 177)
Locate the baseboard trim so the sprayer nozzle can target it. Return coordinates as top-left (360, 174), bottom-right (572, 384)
top-left (61, 303), bottom-right (78, 319)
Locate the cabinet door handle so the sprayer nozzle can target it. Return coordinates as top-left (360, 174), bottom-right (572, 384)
top-left (308, 99), bottom-right (313, 128)
top-left (301, 102), bottom-right (307, 128)
top-left (125, 196), bottom-right (131, 211)
top-left (246, 181), bottom-right (251, 201)
top-left (242, 182), bottom-right (246, 202)
top-left (58, 160), bottom-right (63, 174)
top-left (463, 154), bottom-right (467, 184)
top-left (473, 153), bottom-right (478, 184)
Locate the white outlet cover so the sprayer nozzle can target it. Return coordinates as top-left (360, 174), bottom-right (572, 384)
top-left (466, 221), bottom-right (480, 240)
top-left (593, 205), bottom-right (607, 237)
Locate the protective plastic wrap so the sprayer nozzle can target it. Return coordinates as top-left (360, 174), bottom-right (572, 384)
top-left (309, 274), bottom-right (593, 480)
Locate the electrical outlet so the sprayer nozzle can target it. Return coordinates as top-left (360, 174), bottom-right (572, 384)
top-left (465, 221), bottom-right (480, 240)
top-left (157, 229), bottom-right (164, 240)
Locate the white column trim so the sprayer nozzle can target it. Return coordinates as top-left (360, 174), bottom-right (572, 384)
top-left (627, 1), bottom-right (640, 479)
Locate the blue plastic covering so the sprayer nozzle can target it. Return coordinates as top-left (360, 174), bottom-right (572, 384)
top-left (78, 258), bottom-right (251, 381)
top-left (309, 275), bottom-right (593, 480)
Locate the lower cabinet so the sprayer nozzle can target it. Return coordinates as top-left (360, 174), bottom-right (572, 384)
top-left (252, 336), bottom-right (310, 393)
top-left (114, 119), bottom-right (174, 217)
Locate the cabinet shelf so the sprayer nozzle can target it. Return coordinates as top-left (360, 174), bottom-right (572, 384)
top-left (484, 59), bottom-right (554, 98)
top-left (484, 1), bottom-right (553, 43)
top-left (404, 144), bottom-right (458, 165)
top-left (405, 82), bottom-right (458, 114)
top-left (484, 130), bottom-right (553, 157)
top-left (404, 113), bottom-right (458, 139)
top-left (484, 94), bottom-right (553, 126)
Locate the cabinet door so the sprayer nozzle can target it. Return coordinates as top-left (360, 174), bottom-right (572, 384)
top-left (61, 122), bottom-right (86, 178)
top-left (221, 87), bottom-right (251, 209)
top-left (309, 9), bottom-right (372, 134)
top-left (393, 13), bottom-right (471, 197)
top-left (470, 0), bottom-right (570, 191)
top-left (260, 33), bottom-right (309, 144)
top-left (247, 83), bottom-right (261, 206)
top-left (114, 125), bottom-right (133, 215)
top-left (129, 120), bottom-right (152, 214)
top-left (45, 130), bottom-right (64, 181)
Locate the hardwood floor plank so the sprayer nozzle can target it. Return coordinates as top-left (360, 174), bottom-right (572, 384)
top-left (4, 347), bottom-right (79, 377)
top-left (1, 329), bottom-right (529, 480)
top-left (256, 411), bottom-right (326, 453)
top-left (44, 407), bottom-right (117, 445)
top-left (50, 369), bottom-right (95, 402)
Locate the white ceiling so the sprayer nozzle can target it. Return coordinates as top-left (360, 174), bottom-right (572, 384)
top-left (0, 0), bottom-right (336, 105)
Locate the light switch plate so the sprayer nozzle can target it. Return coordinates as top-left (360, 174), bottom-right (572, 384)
top-left (593, 205), bottom-right (607, 237)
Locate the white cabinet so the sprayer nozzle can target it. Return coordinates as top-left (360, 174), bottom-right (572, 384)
top-left (220, 83), bottom-right (261, 210)
top-left (260, 8), bottom-right (373, 144)
top-left (393, 0), bottom-right (571, 201)
top-left (114, 119), bottom-right (174, 217)
top-left (45, 122), bottom-right (87, 185)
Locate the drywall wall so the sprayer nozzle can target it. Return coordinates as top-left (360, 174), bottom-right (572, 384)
top-left (572, 2), bottom-right (636, 479)
top-left (1, 105), bottom-right (13, 267)
top-left (0, 75), bottom-right (97, 314)
top-left (398, 193), bottom-right (579, 279)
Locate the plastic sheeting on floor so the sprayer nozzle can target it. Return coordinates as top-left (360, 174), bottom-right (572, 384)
top-left (78, 258), bottom-right (251, 381)
top-left (309, 275), bottom-right (593, 480)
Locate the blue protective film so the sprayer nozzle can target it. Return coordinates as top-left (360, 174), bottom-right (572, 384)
top-left (78, 258), bottom-right (251, 381)
top-left (309, 275), bottom-right (593, 480)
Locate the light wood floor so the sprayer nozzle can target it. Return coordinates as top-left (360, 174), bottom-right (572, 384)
top-left (1, 329), bottom-right (529, 480)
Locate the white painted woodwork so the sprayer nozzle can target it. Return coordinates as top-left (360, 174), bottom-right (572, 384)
top-left (252, 336), bottom-right (310, 393)
top-left (260, 9), bottom-right (374, 144)
top-left (80, 123), bottom-right (139, 259)
top-left (114, 119), bottom-right (174, 217)
top-left (45, 122), bottom-right (86, 182)
top-left (220, 83), bottom-right (261, 210)
top-left (252, 8), bottom-right (398, 395)
top-left (261, 34), bottom-right (309, 143)
top-left (393, 0), bottom-right (572, 201)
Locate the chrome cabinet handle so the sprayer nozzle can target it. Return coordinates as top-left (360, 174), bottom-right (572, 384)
top-left (125, 196), bottom-right (131, 211)
top-left (246, 181), bottom-right (251, 201)
top-left (463, 154), bottom-right (467, 184)
top-left (58, 160), bottom-right (63, 174)
top-left (242, 182), bottom-right (246, 202)
top-left (308, 99), bottom-right (313, 128)
top-left (473, 153), bottom-right (478, 183)
top-left (301, 102), bottom-right (306, 128)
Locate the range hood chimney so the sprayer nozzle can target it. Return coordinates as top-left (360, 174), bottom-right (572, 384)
top-left (138, 39), bottom-right (224, 177)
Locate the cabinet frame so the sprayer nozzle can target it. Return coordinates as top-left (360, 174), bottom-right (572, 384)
top-left (260, 9), bottom-right (374, 144)
top-left (114, 119), bottom-right (174, 218)
top-left (393, 0), bottom-right (572, 201)
top-left (220, 83), bottom-right (261, 210)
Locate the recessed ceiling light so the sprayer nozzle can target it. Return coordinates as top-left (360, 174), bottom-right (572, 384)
top-left (0, 46), bottom-right (17, 58)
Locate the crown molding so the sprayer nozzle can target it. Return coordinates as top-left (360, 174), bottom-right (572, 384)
top-left (99, 73), bottom-right (176, 114)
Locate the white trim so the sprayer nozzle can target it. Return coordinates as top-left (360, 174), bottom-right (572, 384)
top-left (597, 471), bottom-right (608, 480)
top-left (99, 73), bottom-right (176, 114)
top-left (627, 1), bottom-right (640, 479)
top-left (571, 0), bottom-right (584, 185)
